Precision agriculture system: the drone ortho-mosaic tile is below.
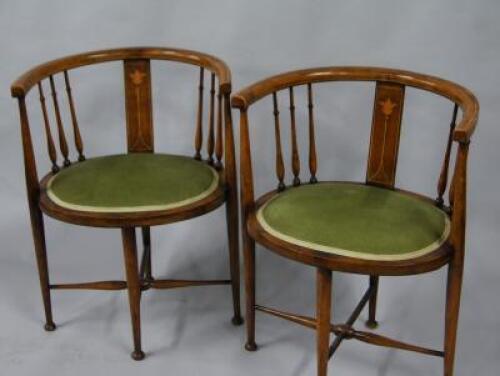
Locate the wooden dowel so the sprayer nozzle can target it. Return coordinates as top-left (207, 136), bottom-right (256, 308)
top-left (307, 83), bottom-right (318, 183)
top-left (255, 305), bottom-right (317, 330)
top-left (64, 71), bottom-right (85, 161)
top-left (49, 75), bottom-right (70, 166)
top-left (330, 324), bottom-right (444, 357)
top-left (272, 92), bottom-right (286, 191)
top-left (289, 86), bottom-right (300, 186)
top-left (50, 281), bottom-right (127, 290)
top-left (437, 103), bottom-right (458, 207)
top-left (37, 82), bottom-right (59, 172)
top-left (207, 73), bottom-right (216, 164)
top-left (150, 279), bottom-right (230, 289)
top-left (194, 67), bottom-right (204, 160)
top-left (214, 90), bottom-right (223, 169)
top-left (329, 285), bottom-right (373, 357)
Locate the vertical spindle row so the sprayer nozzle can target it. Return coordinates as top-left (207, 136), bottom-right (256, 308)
top-left (436, 104), bottom-right (459, 208)
top-left (215, 89), bottom-right (223, 169)
top-left (194, 67), bottom-right (204, 160)
top-left (289, 87), bottom-right (301, 186)
top-left (49, 75), bottom-right (70, 166)
top-left (207, 73), bottom-right (216, 164)
top-left (64, 71), bottom-right (85, 161)
top-left (37, 82), bottom-right (59, 173)
top-left (272, 92), bottom-right (286, 191)
top-left (307, 83), bottom-right (318, 183)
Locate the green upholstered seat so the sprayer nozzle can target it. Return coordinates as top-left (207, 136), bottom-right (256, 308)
top-left (257, 183), bottom-right (450, 261)
top-left (47, 153), bottom-right (219, 213)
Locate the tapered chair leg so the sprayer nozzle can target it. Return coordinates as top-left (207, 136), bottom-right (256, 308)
top-left (444, 258), bottom-right (464, 376)
top-left (243, 233), bottom-right (257, 351)
top-left (226, 192), bottom-right (243, 325)
top-left (121, 227), bottom-right (145, 361)
top-left (316, 268), bottom-right (332, 376)
top-left (29, 205), bottom-right (56, 331)
top-left (140, 226), bottom-right (153, 281)
top-left (366, 275), bottom-right (379, 328)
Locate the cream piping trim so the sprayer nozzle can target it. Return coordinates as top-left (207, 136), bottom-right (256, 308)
top-left (256, 203), bottom-right (450, 262)
top-left (46, 167), bottom-right (219, 213)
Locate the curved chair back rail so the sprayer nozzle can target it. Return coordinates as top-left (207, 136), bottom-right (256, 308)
top-left (11, 46), bottom-right (232, 97)
top-left (11, 47), bottom-right (236, 214)
top-left (232, 66), bottom-right (478, 265)
top-left (231, 66), bottom-right (478, 143)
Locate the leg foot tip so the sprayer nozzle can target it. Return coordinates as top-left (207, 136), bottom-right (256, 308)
top-left (44, 323), bottom-right (56, 331)
top-left (245, 342), bottom-right (258, 352)
top-left (365, 320), bottom-right (379, 329)
top-left (232, 316), bottom-right (244, 326)
top-left (131, 350), bottom-right (145, 361)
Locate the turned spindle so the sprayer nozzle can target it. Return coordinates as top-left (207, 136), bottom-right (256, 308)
top-left (194, 67), bottom-right (204, 160)
top-left (272, 92), bottom-right (286, 191)
top-left (307, 83), bottom-right (318, 183)
top-left (207, 73), bottom-right (216, 164)
top-left (214, 89), bottom-right (223, 169)
top-left (64, 71), bottom-right (85, 161)
top-left (37, 82), bottom-right (59, 173)
top-left (437, 104), bottom-right (459, 208)
top-left (49, 75), bottom-right (70, 167)
top-left (289, 87), bottom-right (300, 186)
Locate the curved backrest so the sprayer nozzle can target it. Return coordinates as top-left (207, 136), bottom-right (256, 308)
top-left (232, 67), bottom-right (479, 252)
top-left (11, 47), bottom-right (236, 200)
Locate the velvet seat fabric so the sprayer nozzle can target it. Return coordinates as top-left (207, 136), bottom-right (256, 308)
top-left (257, 183), bottom-right (450, 261)
top-left (47, 153), bottom-right (219, 213)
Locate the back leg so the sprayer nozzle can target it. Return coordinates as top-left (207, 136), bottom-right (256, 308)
top-left (140, 226), bottom-right (152, 281)
top-left (366, 275), bottom-right (379, 329)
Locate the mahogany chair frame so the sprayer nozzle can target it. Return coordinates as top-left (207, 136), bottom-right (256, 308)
top-left (232, 67), bottom-right (478, 376)
top-left (11, 47), bottom-right (242, 360)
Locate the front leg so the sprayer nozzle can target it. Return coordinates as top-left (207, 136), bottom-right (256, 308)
top-left (121, 227), bottom-right (145, 360)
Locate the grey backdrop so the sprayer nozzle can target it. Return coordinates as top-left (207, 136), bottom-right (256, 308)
top-left (0, 1), bottom-right (498, 375)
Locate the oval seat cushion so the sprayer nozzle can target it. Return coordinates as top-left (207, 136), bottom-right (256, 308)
top-left (47, 153), bottom-right (219, 213)
top-left (256, 183), bottom-right (450, 261)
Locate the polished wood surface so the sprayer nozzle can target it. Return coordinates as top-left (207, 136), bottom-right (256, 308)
top-left (11, 47), bottom-right (242, 360)
top-left (366, 82), bottom-right (405, 188)
top-left (233, 66), bottom-right (478, 375)
top-left (124, 59), bottom-right (154, 152)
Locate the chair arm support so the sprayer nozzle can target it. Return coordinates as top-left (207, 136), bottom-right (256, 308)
top-left (238, 109), bottom-right (256, 219)
top-left (16, 96), bottom-right (41, 205)
top-left (449, 142), bottom-right (469, 253)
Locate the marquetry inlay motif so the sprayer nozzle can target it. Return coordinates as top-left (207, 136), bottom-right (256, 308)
top-left (124, 60), bottom-right (154, 152)
top-left (366, 82), bottom-right (405, 188)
